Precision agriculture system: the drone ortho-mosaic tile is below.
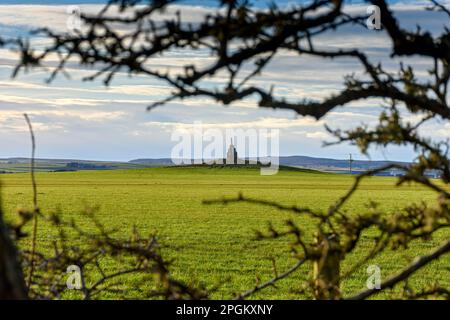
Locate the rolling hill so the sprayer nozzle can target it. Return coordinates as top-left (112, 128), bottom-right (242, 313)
top-left (0, 155), bottom-right (409, 174)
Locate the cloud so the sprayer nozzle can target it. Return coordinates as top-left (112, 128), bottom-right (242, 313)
top-left (0, 1), bottom-right (447, 161)
top-left (0, 4), bottom-right (217, 32)
top-left (0, 107), bottom-right (129, 134)
top-left (0, 93), bottom-right (101, 106)
top-left (143, 116), bottom-right (324, 131)
top-left (305, 131), bottom-right (330, 140)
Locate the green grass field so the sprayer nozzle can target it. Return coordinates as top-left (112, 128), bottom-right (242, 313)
top-left (1, 166), bottom-right (448, 299)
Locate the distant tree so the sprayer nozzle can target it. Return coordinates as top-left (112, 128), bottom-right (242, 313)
top-left (0, 0), bottom-right (449, 299)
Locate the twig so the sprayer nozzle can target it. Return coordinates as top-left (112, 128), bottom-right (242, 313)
top-left (23, 114), bottom-right (37, 209)
top-left (345, 238), bottom-right (450, 300)
top-left (203, 193), bottom-right (324, 219)
top-left (23, 113), bottom-right (39, 289)
top-left (235, 258), bottom-right (307, 300)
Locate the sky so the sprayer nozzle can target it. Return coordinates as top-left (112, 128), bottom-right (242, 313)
top-left (0, 0), bottom-right (449, 161)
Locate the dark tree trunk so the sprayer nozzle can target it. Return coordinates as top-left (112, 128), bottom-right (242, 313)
top-left (0, 207), bottom-right (28, 299)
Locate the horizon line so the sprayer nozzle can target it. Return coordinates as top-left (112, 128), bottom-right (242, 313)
top-left (0, 154), bottom-right (410, 163)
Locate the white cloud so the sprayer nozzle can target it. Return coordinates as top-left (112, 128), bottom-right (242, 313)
top-left (305, 131), bottom-right (330, 140)
top-left (0, 1), bottom-right (447, 161)
top-left (142, 117), bottom-right (324, 133)
top-left (0, 4), bottom-right (216, 32)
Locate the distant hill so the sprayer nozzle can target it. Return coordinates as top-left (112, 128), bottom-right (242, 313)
top-left (277, 156), bottom-right (408, 173)
top-left (129, 156), bottom-right (409, 174)
top-left (168, 163), bottom-right (325, 174)
top-left (129, 158), bottom-right (174, 165)
top-left (0, 158), bottom-right (153, 173)
top-left (0, 155), bottom-right (429, 176)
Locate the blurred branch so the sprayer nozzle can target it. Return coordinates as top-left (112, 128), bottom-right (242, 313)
top-left (235, 257), bottom-right (307, 300)
top-left (23, 113), bottom-right (39, 290)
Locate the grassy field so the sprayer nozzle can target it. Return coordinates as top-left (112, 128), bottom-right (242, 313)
top-left (0, 166), bottom-right (448, 299)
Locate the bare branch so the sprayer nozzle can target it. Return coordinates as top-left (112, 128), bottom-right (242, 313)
top-left (235, 258), bottom-right (307, 300)
top-left (346, 238), bottom-right (450, 300)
